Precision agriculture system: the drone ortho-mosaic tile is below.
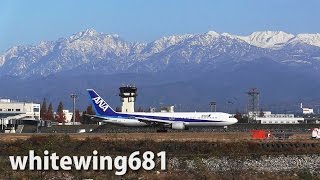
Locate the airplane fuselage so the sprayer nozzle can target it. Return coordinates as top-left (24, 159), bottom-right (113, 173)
top-left (87, 89), bottom-right (238, 129)
top-left (97, 112), bottom-right (237, 127)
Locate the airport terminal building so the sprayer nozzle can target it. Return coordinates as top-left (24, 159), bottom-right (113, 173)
top-left (0, 99), bottom-right (41, 128)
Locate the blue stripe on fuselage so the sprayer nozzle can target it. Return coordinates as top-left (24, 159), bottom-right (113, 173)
top-left (107, 114), bottom-right (223, 123)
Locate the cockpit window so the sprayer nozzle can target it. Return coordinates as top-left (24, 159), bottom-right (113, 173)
top-left (229, 115), bottom-right (234, 118)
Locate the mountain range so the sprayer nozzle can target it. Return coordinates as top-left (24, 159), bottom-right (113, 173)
top-left (1, 29), bottom-right (320, 112)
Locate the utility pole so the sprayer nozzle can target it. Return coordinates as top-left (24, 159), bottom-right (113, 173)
top-left (70, 93), bottom-right (77, 125)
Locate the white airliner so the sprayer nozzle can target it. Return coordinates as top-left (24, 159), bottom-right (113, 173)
top-left (87, 89), bottom-right (238, 130)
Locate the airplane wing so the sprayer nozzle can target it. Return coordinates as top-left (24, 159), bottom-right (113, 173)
top-left (135, 117), bottom-right (173, 125)
top-left (84, 114), bottom-right (124, 126)
top-left (84, 114), bottom-right (110, 121)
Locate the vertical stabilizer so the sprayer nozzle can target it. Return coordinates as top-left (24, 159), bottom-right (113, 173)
top-left (87, 89), bottom-right (118, 116)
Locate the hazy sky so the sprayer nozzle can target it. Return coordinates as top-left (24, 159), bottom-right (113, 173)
top-left (0, 0), bottom-right (320, 52)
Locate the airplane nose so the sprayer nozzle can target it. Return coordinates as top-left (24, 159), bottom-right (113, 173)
top-left (232, 118), bottom-right (238, 123)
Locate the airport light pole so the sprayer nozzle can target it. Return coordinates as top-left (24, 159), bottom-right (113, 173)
top-left (210, 101), bottom-right (216, 112)
top-left (70, 93), bottom-right (77, 125)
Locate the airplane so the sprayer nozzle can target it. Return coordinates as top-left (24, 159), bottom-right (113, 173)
top-left (87, 89), bottom-right (238, 130)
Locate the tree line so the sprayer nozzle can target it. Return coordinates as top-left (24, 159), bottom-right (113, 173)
top-left (40, 98), bottom-right (96, 124)
top-left (40, 98), bottom-right (153, 124)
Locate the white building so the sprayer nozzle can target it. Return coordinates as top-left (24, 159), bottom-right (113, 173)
top-left (161, 106), bottom-right (175, 113)
top-left (0, 99), bottom-right (41, 129)
top-left (301, 103), bottom-right (314, 114)
top-left (250, 111), bottom-right (304, 124)
top-left (53, 110), bottom-right (73, 124)
top-left (0, 99), bottom-right (40, 121)
top-left (63, 110), bottom-right (73, 123)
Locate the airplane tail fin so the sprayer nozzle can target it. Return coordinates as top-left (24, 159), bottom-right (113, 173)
top-left (87, 89), bottom-right (118, 116)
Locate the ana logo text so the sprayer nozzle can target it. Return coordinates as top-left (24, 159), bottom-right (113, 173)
top-left (92, 97), bottom-right (108, 112)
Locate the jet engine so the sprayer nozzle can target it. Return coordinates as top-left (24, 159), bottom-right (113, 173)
top-left (171, 122), bottom-right (186, 130)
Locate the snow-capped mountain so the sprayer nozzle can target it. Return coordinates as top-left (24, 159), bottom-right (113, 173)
top-left (288, 33), bottom-right (320, 47)
top-left (236, 31), bottom-right (295, 49)
top-left (0, 55), bottom-right (5, 66)
top-left (141, 34), bottom-right (194, 55)
top-left (0, 29), bottom-right (320, 78)
top-left (1, 29), bottom-right (320, 110)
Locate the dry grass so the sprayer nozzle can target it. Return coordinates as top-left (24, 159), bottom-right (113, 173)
top-left (0, 131), bottom-right (313, 143)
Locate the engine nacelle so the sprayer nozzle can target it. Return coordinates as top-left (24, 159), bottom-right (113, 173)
top-left (171, 122), bottom-right (186, 130)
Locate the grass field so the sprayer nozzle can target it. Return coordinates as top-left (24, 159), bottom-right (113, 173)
top-left (0, 133), bottom-right (319, 179)
top-left (0, 131), bottom-right (313, 142)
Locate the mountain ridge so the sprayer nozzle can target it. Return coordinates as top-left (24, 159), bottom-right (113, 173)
top-left (1, 29), bottom-right (320, 78)
top-left (1, 29), bottom-right (320, 111)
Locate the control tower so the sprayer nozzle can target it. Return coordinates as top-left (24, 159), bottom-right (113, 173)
top-left (119, 85), bottom-right (137, 113)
